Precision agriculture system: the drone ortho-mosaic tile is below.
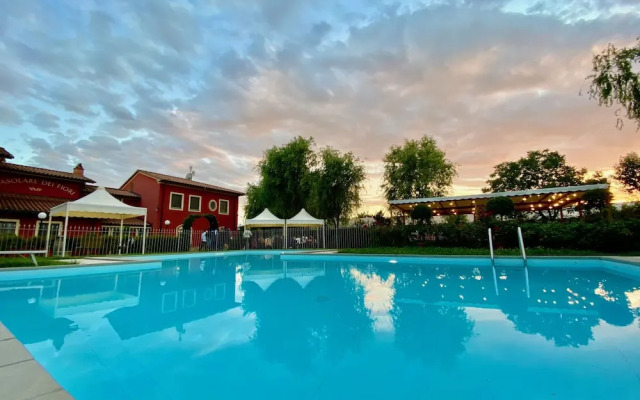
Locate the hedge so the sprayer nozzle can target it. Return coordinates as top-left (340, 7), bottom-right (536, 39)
top-left (371, 218), bottom-right (640, 253)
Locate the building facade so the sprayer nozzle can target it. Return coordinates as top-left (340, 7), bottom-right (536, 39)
top-left (119, 170), bottom-right (243, 231)
top-left (0, 147), bottom-right (244, 241)
top-left (0, 148), bottom-right (143, 238)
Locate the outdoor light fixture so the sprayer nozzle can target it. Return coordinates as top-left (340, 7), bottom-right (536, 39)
top-left (38, 212), bottom-right (47, 219)
top-left (165, 220), bottom-right (170, 226)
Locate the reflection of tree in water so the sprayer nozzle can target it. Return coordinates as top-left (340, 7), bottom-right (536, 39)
top-left (502, 270), bottom-right (640, 348)
top-left (306, 266), bottom-right (373, 363)
top-left (393, 304), bottom-right (474, 367)
top-left (507, 312), bottom-right (598, 348)
top-left (241, 264), bottom-right (373, 373)
top-left (391, 265), bottom-right (475, 366)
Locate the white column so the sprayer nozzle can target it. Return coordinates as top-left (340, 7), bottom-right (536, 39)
top-left (141, 214), bottom-right (147, 254)
top-left (118, 216), bottom-right (124, 255)
top-left (44, 213), bottom-right (53, 257)
top-left (61, 203), bottom-right (70, 257)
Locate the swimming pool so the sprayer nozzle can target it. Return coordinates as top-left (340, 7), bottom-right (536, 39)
top-left (1, 252), bottom-right (639, 399)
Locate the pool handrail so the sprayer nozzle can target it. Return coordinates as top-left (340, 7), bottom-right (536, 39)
top-left (517, 226), bottom-right (527, 267)
top-left (488, 228), bottom-right (495, 267)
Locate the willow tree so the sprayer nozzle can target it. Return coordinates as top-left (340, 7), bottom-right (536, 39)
top-left (588, 38), bottom-right (640, 130)
top-left (245, 136), bottom-right (316, 219)
top-left (309, 148), bottom-right (366, 228)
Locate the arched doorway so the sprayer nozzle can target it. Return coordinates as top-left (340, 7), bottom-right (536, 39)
top-left (182, 214), bottom-right (219, 231)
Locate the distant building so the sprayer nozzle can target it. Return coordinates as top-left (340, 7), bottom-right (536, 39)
top-left (119, 170), bottom-right (244, 231)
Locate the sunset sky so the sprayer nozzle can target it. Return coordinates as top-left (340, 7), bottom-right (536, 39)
top-left (1, 0), bottom-right (639, 219)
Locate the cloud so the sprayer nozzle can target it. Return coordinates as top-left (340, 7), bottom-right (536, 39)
top-left (0, 0), bottom-right (639, 221)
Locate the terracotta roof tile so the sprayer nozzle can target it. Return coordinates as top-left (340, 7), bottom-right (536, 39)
top-left (0, 163), bottom-right (95, 183)
top-left (0, 147), bottom-right (14, 159)
top-left (84, 185), bottom-right (140, 198)
top-left (0, 193), bottom-right (65, 213)
top-left (135, 170), bottom-right (244, 195)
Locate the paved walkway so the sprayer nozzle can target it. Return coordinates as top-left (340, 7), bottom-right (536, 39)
top-left (0, 323), bottom-right (74, 400)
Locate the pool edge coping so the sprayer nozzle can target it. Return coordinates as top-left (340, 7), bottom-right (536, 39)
top-left (0, 322), bottom-right (75, 400)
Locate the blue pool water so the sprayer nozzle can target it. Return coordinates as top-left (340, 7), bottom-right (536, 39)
top-left (1, 253), bottom-right (639, 399)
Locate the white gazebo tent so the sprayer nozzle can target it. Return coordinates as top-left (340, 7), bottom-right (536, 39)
top-left (244, 208), bottom-right (286, 248)
top-left (285, 208), bottom-right (325, 249)
top-left (47, 187), bottom-right (148, 256)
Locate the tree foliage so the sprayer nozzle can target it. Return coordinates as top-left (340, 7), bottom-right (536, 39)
top-left (245, 138), bottom-right (366, 227)
top-left (382, 136), bottom-right (456, 201)
top-left (484, 149), bottom-right (586, 192)
top-left (245, 137), bottom-right (316, 219)
top-left (614, 152), bottom-right (640, 194)
top-left (410, 205), bottom-right (433, 225)
top-left (485, 197), bottom-right (515, 220)
top-left (309, 148), bottom-right (366, 228)
top-left (587, 38), bottom-right (640, 130)
top-left (581, 189), bottom-right (613, 215)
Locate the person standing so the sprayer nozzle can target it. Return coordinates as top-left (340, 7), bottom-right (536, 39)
top-left (200, 230), bottom-right (208, 251)
top-left (243, 228), bottom-right (252, 249)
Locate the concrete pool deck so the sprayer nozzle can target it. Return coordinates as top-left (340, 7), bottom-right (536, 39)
top-left (0, 323), bottom-right (74, 400)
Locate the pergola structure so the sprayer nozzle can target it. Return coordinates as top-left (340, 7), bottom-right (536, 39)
top-left (388, 184), bottom-right (609, 219)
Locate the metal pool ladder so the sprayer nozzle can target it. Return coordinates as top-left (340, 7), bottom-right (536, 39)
top-left (517, 227), bottom-right (527, 267)
top-left (517, 227), bottom-right (531, 298)
top-left (488, 228), bottom-right (500, 296)
top-left (487, 228), bottom-right (495, 267)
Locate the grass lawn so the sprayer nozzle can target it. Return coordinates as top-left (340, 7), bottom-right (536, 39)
top-left (0, 256), bottom-right (77, 269)
top-left (338, 247), bottom-right (640, 257)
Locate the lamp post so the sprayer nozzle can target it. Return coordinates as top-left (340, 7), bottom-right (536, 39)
top-left (39, 212), bottom-right (50, 256)
top-left (164, 220), bottom-right (171, 253)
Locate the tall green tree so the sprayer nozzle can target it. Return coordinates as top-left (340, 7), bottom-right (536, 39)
top-left (245, 136), bottom-right (316, 219)
top-left (381, 136), bottom-right (456, 201)
top-left (587, 38), bottom-right (640, 130)
top-left (484, 150), bottom-right (586, 192)
top-left (310, 148), bottom-right (366, 228)
top-left (614, 152), bottom-right (640, 194)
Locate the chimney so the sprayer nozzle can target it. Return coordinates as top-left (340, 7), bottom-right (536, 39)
top-left (73, 163), bottom-right (84, 176)
top-left (0, 147), bottom-right (15, 163)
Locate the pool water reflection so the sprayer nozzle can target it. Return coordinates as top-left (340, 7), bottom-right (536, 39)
top-left (0, 254), bottom-right (639, 399)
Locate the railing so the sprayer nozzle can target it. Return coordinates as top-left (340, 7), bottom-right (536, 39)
top-left (0, 225), bottom-right (376, 257)
top-left (487, 228), bottom-right (495, 267)
top-left (517, 226), bottom-right (527, 267)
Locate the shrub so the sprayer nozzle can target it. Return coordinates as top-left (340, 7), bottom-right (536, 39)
top-left (410, 205), bottom-right (433, 225)
top-left (486, 197), bottom-right (515, 220)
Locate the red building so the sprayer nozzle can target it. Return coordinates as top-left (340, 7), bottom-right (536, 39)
top-left (119, 170), bottom-right (244, 231)
top-left (0, 147), bottom-right (244, 240)
top-left (0, 148), bottom-right (144, 238)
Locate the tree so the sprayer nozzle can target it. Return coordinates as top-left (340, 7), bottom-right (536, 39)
top-left (309, 148), bottom-right (366, 228)
top-left (584, 170), bottom-right (609, 185)
top-left (245, 137), bottom-right (316, 219)
top-left (381, 136), bottom-right (457, 201)
top-left (484, 150), bottom-right (586, 192)
top-left (587, 38), bottom-right (640, 130)
top-left (410, 204), bottom-right (433, 225)
top-left (485, 197), bottom-right (515, 220)
top-left (614, 152), bottom-right (640, 194)
top-left (373, 210), bottom-right (391, 226)
top-left (581, 189), bottom-right (613, 215)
